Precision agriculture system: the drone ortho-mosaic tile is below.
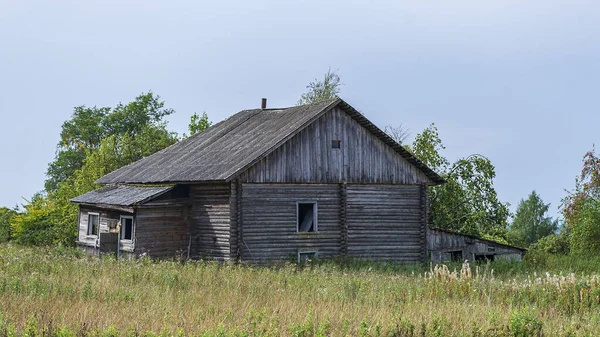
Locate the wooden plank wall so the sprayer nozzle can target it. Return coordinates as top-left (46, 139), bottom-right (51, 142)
top-left (189, 183), bottom-right (231, 260)
top-left (135, 206), bottom-right (188, 258)
top-left (346, 185), bottom-right (423, 263)
top-left (240, 107), bottom-right (432, 185)
top-left (240, 183), bottom-right (341, 263)
top-left (77, 207), bottom-right (122, 249)
top-left (427, 229), bottom-right (523, 263)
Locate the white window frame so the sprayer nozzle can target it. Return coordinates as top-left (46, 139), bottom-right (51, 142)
top-left (87, 212), bottom-right (100, 237)
top-left (296, 201), bottom-right (318, 233)
top-left (120, 215), bottom-right (134, 242)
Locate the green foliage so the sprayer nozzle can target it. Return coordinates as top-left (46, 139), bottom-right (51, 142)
top-left (405, 123), bottom-right (448, 173)
top-left (508, 308), bottom-right (542, 337)
top-left (409, 124), bottom-right (510, 238)
top-left (569, 198), bottom-right (600, 255)
top-left (507, 190), bottom-right (558, 247)
top-left (186, 112), bottom-right (212, 137)
top-left (13, 93), bottom-right (179, 246)
top-left (45, 92), bottom-right (174, 192)
top-left (529, 233), bottom-right (570, 255)
top-left (297, 68), bottom-right (342, 105)
top-left (562, 146), bottom-right (600, 255)
top-left (10, 193), bottom-right (76, 246)
top-left (0, 207), bottom-right (16, 243)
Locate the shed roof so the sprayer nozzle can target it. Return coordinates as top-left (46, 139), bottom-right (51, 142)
top-left (70, 185), bottom-right (173, 206)
top-left (429, 227), bottom-right (526, 252)
top-left (96, 98), bottom-right (444, 185)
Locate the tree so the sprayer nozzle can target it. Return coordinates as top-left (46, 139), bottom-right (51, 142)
top-left (384, 124), bottom-right (410, 145)
top-left (562, 146), bottom-right (600, 254)
top-left (408, 124), bottom-right (510, 239)
top-left (507, 191), bottom-right (558, 247)
top-left (14, 93), bottom-right (180, 246)
top-left (45, 92), bottom-right (174, 192)
top-left (186, 112), bottom-right (212, 137)
top-left (0, 207), bottom-right (16, 242)
top-left (297, 68), bottom-right (342, 105)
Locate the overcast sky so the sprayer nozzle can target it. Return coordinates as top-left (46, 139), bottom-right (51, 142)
top-left (1, 0), bottom-right (598, 219)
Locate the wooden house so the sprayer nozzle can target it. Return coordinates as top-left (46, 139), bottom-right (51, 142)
top-left (72, 97), bottom-right (445, 263)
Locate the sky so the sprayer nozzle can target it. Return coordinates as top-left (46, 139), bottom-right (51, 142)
top-left (1, 0), bottom-right (598, 220)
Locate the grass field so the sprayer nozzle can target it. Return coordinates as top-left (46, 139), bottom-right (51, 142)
top-left (1, 244), bottom-right (600, 336)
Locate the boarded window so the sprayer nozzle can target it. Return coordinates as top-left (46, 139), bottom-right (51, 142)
top-left (297, 202), bottom-right (317, 232)
top-left (120, 216), bottom-right (134, 241)
top-left (332, 140), bottom-right (341, 149)
top-left (87, 213), bottom-right (99, 236)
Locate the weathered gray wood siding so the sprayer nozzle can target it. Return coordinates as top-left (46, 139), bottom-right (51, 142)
top-left (346, 185), bottom-right (423, 263)
top-left (427, 229), bottom-right (523, 263)
top-left (240, 184), bottom-right (341, 263)
top-left (134, 205), bottom-right (189, 258)
top-left (77, 207), bottom-right (125, 249)
top-left (240, 107), bottom-right (431, 185)
top-left (189, 183), bottom-right (231, 260)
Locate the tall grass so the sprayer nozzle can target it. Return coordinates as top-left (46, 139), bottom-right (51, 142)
top-left (0, 243), bottom-right (599, 336)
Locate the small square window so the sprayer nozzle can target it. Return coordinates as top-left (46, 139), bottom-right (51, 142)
top-left (87, 213), bottom-right (99, 236)
top-left (120, 216), bottom-right (134, 241)
top-left (297, 202), bottom-right (317, 232)
top-left (332, 140), bottom-right (341, 149)
top-left (298, 251), bottom-right (318, 263)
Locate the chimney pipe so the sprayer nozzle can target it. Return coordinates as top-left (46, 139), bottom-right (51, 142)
top-left (261, 98), bottom-right (267, 109)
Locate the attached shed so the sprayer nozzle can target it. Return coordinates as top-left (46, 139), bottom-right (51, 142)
top-left (427, 227), bottom-right (525, 263)
top-left (72, 97), bottom-right (445, 264)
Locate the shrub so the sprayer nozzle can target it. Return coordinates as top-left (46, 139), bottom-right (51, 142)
top-left (529, 233), bottom-right (570, 255)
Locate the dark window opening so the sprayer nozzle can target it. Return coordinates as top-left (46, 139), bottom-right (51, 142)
top-left (298, 203), bottom-right (317, 232)
top-left (475, 254), bottom-right (495, 262)
top-left (121, 216), bottom-right (133, 241)
top-left (332, 140), bottom-right (341, 149)
top-left (450, 251), bottom-right (463, 261)
top-left (88, 214), bottom-right (99, 236)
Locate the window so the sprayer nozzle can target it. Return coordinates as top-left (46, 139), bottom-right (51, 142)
top-left (120, 216), bottom-right (134, 241)
top-left (297, 251), bottom-right (318, 263)
top-left (331, 140), bottom-right (341, 149)
top-left (87, 213), bottom-right (99, 236)
top-left (297, 202), bottom-right (317, 232)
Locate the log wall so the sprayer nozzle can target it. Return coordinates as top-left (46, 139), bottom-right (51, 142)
top-left (135, 205), bottom-right (189, 258)
top-left (346, 185), bottom-right (423, 263)
top-left (240, 183), bottom-right (341, 263)
top-left (189, 183), bottom-right (231, 260)
top-left (240, 107), bottom-right (432, 185)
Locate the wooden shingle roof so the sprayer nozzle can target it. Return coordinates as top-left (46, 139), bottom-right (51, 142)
top-left (96, 98), bottom-right (444, 185)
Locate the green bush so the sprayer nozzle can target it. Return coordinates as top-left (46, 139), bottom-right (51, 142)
top-left (0, 207), bottom-right (15, 243)
top-left (529, 233), bottom-right (570, 254)
top-left (569, 198), bottom-right (600, 254)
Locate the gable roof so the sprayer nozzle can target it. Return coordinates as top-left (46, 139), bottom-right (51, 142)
top-left (96, 98), bottom-right (444, 185)
top-left (71, 185), bottom-right (173, 206)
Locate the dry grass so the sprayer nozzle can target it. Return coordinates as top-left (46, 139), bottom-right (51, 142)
top-left (1, 244), bottom-right (599, 336)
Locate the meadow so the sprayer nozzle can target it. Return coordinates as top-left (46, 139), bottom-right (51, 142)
top-left (1, 244), bottom-right (600, 337)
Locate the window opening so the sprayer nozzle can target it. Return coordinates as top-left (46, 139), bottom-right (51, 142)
top-left (332, 140), bottom-right (341, 149)
top-left (297, 251), bottom-right (318, 263)
top-left (120, 216), bottom-right (134, 241)
top-left (297, 202), bottom-right (317, 232)
top-left (88, 213), bottom-right (99, 236)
